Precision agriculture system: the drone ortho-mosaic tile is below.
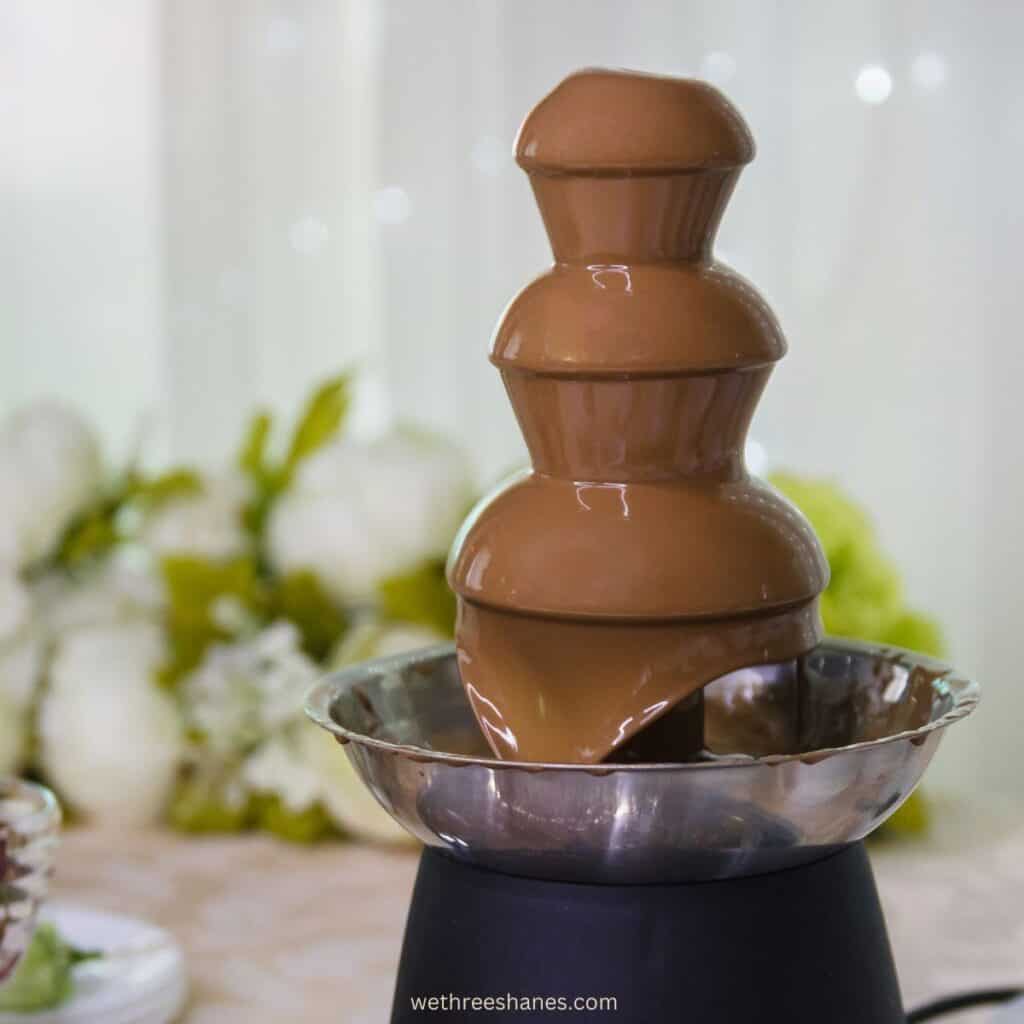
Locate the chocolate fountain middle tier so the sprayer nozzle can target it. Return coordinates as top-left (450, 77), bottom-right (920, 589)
top-left (448, 70), bottom-right (829, 764)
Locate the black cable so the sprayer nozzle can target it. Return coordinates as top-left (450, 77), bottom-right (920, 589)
top-left (907, 986), bottom-right (1023, 1021)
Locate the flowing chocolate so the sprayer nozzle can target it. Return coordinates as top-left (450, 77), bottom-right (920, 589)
top-left (448, 69), bottom-right (828, 764)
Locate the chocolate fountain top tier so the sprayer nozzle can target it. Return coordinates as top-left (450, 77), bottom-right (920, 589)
top-left (515, 68), bottom-right (755, 175)
top-left (512, 68), bottom-right (755, 264)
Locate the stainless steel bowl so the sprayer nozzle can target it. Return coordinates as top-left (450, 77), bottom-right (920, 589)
top-left (305, 640), bottom-right (978, 883)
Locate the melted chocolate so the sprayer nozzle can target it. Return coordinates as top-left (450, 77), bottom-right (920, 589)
top-left (448, 69), bottom-right (828, 763)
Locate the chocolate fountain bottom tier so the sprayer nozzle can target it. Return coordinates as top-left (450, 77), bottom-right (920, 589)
top-left (391, 844), bottom-right (904, 1024)
top-left (456, 599), bottom-right (821, 762)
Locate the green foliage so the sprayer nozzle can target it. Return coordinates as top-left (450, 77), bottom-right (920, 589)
top-left (132, 468), bottom-right (203, 505)
top-left (168, 772), bottom-right (251, 834)
top-left (169, 775), bottom-right (336, 842)
top-left (238, 375), bottom-right (352, 537)
top-left (251, 793), bottom-right (336, 843)
top-left (882, 611), bottom-right (946, 659)
top-left (158, 555), bottom-right (264, 687)
top-left (819, 548), bottom-right (903, 641)
top-left (159, 557), bottom-right (350, 683)
top-left (0, 923), bottom-right (95, 1011)
top-left (378, 559), bottom-right (456, 636)
top-left (238, 411), bottom-right (275, 535)
top-left (238, 411), bottom-right (273, 483)
top-left (55, 468), bottom-right (203, 570)
top-left (771, 473), bottom-right (941, 651)
top-left (281, 376), bottom-right (351, 483)
top-left (56, 510), bottom-right (120, 569)
top-left (268, 571), bottom-right (348, 662)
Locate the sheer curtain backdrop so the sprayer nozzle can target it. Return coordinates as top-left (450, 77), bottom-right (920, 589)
top-left (2, 0), bottom-right (1021, 801)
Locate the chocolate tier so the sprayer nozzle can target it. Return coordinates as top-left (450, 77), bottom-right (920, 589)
top-left (448, 69), bottom-right (828, 763)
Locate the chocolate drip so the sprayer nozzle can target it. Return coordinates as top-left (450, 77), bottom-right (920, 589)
top-left (448, 69), bottom-right (828, 763)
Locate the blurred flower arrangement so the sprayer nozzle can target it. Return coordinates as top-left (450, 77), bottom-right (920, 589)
top-left (0, 379), bottom-right (944, 843)
top-left (0, 378), bottom-right (473, 843)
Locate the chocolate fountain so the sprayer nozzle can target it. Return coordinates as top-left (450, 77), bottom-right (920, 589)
top-left (307, 70), bottom-right (979, 1023)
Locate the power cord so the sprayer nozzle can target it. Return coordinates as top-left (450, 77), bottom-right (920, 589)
top-left (907, 987), bottom-right (1023, 1021)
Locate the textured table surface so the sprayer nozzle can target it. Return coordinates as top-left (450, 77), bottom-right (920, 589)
top-left (53, 799), bottom-right (1023, 1023)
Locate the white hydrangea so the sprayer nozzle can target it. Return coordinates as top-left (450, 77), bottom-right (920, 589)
top-left (266, 430), bottom-right (473, 603)
top-left (39, 620), bottom-right (184, 825)
top-left (0, 400), bottom-right (103, 570)
top-left (142, 472), bottom-right (250, 561)
top-left (183, 621), bottom-right (318, 757)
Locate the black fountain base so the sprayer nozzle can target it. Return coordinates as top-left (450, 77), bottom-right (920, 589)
top-left (391, 843), bottom-right (903, 1023)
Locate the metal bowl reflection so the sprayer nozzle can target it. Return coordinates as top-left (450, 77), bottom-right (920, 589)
top-left (305, 640), bottom-right (978, 883)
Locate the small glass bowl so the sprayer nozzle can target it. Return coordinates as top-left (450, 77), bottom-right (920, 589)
top-left (0, 779), bottom-right (61, 983)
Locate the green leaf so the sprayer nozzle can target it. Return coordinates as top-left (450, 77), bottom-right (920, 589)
top-left (235, 379), bottom-right (352, 540)
top-left (56, 468), bottom-right (205, 570)
top-left (0, 923), bottom-right (75, 1011)
top-left (158, 555), bottom-right (266, 687)
top-left (236, 411), bottom-right (276, 537)
top-left (281, 375), bottom-right (351, 484)
top-left (56, 511), bottom-right (119, 569)
top-left (54, 474), bottom-right (139, 569)
top-left (238, 410), bottom-right (273, 482)
top-left (378, 559), bottom-right (456, 636)
top-left (131, 468), bottom-right (203, 506)
top-left (268, 571), bottom-right (348, 662)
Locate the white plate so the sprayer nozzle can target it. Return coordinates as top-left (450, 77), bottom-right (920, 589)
top-left (0, 904), bottom-right (187, 1024)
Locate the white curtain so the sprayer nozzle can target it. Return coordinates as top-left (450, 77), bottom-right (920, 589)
top-left (3, 0), bottom-right (1021, 800)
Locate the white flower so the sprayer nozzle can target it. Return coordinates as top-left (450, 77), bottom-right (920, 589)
top-left (39, 621), bottom-right (184, 825)
top-left (0, 401), bottom-right (103, 570)
top-left (267, 430), bottom-right (473, 603)
top-left (188, 620), bottom-right (422, 843)
top-left (0, 573), bottom-right (43, 709)
top-left (143, 472), bottom-right (250, 560)
top-left (183, 622), bottom-right (319, 756)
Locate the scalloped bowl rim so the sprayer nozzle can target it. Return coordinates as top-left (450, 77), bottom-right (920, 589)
top-left (305, 639), bottom-right (980, 773)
